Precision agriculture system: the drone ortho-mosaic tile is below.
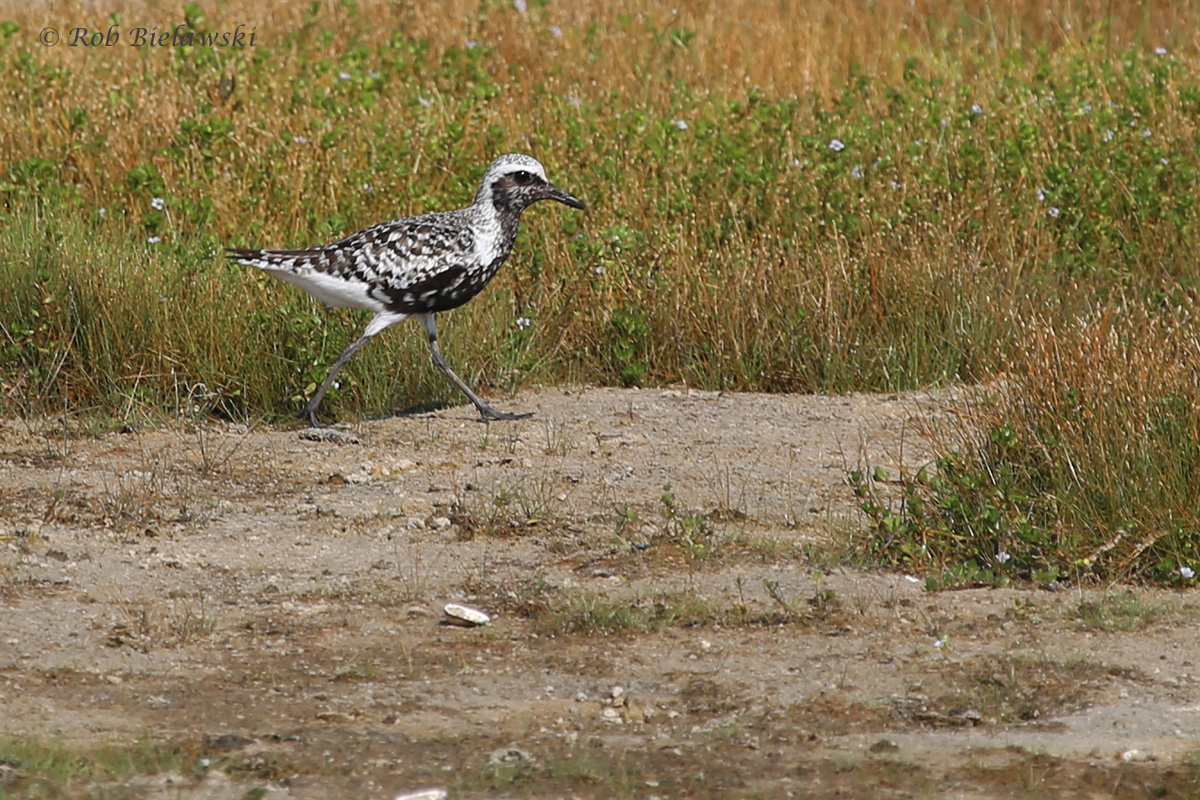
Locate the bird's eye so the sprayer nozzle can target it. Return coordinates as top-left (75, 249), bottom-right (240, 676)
top-left (513, 170), bottom-right (535, 184)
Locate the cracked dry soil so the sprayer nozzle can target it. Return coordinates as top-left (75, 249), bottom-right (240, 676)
top-left (2, 386), bottom-right (1199, 799)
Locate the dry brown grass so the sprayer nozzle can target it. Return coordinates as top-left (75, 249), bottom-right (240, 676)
top-left (3, 0), bottom-right (1194, 244)
top-left (1001, 305), bottom-right (1200, 579)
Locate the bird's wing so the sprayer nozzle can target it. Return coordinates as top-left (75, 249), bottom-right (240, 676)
top-left (227, 212), bottom-right (486, 312)
top-left (228, 213), bottom-right (475, 285)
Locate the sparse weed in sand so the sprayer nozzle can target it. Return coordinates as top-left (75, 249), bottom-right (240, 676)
top-left (1071, 591), bottom-right (1200, 632)
top-left (111, 595), bottom-right (218, 649)
top-left (930, 652), bottom-right (1137, 725)
top-left (534, 588), bottom-right (719, 636)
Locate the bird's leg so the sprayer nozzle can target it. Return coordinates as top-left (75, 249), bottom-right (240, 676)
top-left (301, 334), bottom-right (371, 427)
top-left (419, 313), bottom-right (532, 421)
top-left (302, 312), bottom-right (406, 427)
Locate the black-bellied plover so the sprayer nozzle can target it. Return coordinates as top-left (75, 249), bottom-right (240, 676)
top-left (228, 153), bottom-right (586, 426)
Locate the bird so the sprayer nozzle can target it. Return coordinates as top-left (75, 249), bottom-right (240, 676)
top-left (228, 153), bottom-right (586, 427)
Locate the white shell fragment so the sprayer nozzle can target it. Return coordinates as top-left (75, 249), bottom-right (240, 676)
top-left (394, 790), bottom-right (448, 800)
top-left (443, 603), bottom-right (490, 627)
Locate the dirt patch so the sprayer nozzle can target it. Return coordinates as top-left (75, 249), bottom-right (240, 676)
top-left (1, 387), bottom-right (1198, 799)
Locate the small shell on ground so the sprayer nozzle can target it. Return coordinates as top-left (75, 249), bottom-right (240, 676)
top-left (394, 790), bottom-right (448, 800)
top-left (443, 603), bottom-right (490, 626)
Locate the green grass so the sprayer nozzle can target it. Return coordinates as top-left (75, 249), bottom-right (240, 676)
top-left (2, 0), bottom-right (1200, 582)
top-left (0, 735), bottom-right (199, 799)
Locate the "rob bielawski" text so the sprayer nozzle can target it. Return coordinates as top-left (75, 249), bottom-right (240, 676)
top-left (68, 25), bottom-right (257, 47)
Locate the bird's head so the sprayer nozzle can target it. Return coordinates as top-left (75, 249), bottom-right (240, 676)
top-left (477, 153), bottom-right (587, 214)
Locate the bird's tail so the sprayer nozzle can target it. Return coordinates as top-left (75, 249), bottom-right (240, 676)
top-left (226, 247), bottom-right (329, 273)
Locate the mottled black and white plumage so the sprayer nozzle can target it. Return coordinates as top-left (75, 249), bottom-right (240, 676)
top-left (228, 153), bottom-right (586, 426)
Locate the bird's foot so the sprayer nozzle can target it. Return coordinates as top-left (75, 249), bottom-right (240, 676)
top-left (476, 406), bottom-right (534, 422)
top-left (299, 406), bottom-right (327, 428)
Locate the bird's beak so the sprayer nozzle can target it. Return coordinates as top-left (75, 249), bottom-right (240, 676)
top-left (546, 183), bottom-right (587, 211)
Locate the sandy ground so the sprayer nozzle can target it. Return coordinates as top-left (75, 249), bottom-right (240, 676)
top-left (1, 386), bottom-right (1198, 799)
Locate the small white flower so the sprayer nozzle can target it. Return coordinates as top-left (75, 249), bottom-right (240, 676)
top-left (970, 103), bottom-right (983, 115)
top-left (465, 39), bottom-right (478, 49)
top-left (1181, 566), bottom-right (1195, 579)
top-left (1102, 129), bottom-right (1114, 142)
top-left (790, 158), bottom-right (801, 169)
top-left (1047, 207), bottom-right (1060, 218)
top-left (996, 550), bottom-right (1011, 564)
top-left (362, 183), bottom-right (373, 193)
top-left (939, 118), bottom-right (948, 128)
top-left (889, 180), bottom-right (901, 190)
top-left (1155, 46), bottom-right (1168, 56)
top-left (513, 0), bottom-right (527, 13)
top-left (1082, 102), bottom-right (1092, 114)
top-left (567, 95), bottom-right (582, 107)
top-left (934, 636), bottom-right (948, 649)
top-left (368, 70), bottom-right (379, 80)
top-left (594, 265), bottom-right (604, 275)
top-left (1036, 187), bottom-right (1046, 202)
top-left (338, 71), bottom-right (351, 81)
top-left (151, 197), bottom-right (164, 211)
top-left (828, 138), bottom-right (845, 152)
top-left (292, 135), bottom-right (308, 144)
top-left (418, 96), bottom-right (432, 108)
top-left (550, 25), bottom-right (563, 38)
top-left (1142, 128), bottom-right (1152, 138)
top-left (1160, 157), bottom-right (1169, 166)
top-left (850, 165), bottom-right (863, 179)
top-left (673, 119), bottom-right (688, 130)
top-left (98, 207), bottom-right (107, 217)
top-left (147, 236), bottom-right (162, 244)
top-left (516, 316), bottom-right (532, 329)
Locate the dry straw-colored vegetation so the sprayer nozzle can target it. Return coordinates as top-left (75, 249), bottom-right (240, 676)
top-left (855, 306), bottom-right (1200, 586)
top-left (1, 0), bottom-right (1198, 581)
